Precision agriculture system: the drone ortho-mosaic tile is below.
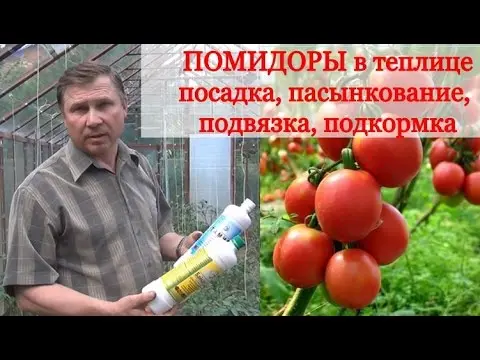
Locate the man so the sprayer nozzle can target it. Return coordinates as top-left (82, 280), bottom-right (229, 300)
top-left (1, 61), bottom-right (202, 316)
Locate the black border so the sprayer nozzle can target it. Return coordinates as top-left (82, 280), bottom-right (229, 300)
top-left (1, 6), bottom-right (478, 44)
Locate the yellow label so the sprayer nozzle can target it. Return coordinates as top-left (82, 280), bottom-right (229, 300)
top-left (160, 248), bottom-right (221, 302)
top-left (169, 262), bottom-right (222, 302)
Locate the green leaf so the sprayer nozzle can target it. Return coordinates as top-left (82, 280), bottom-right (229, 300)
top-left (260, 265), bottom-right (291, 303)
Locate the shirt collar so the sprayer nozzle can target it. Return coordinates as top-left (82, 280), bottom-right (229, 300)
top-left (66, 138), bottom-right (139, 182)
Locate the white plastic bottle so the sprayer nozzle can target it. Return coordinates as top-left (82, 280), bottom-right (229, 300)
top-left (173, 198), bottom-right (255, 267)
top-left (142, 234), bottom-right (245, 315)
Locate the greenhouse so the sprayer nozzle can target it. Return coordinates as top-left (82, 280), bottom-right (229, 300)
top-left (0, 44), bottom-right (260, 316)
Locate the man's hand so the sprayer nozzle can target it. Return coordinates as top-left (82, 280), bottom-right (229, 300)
top-left (159, 231), bottom-right (203, 261)
top-left (109, 291), bottom-right (156, 316)
top-left (146, 304), bottom-right (180, 316)
top-left (182, 231), bottom-right (203, 252)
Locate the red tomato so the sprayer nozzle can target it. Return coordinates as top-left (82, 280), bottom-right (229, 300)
top-left (315, 169), bottom-right (382, 243)
top-left (465, 138), bottom-right (480, 154)
top-left (429, 138), bottom-right (457, 169)
top-left (305, 143), bottom-right (316, 155)
top-left (352, 130), bottom-right (423, 188)
top-left (314, 101), bottom-right (358, 160)
top-left (357, 202), bottom-right (409, 265)
top-left (268, 136), bottom-right (281, 148)
top-left (368, 68), bottom-right (434, 117)
top-left (284, 176), bottom-right (317, 224)
top-left (260, 156), bottom-right (267, 175)
top-left (287, 142), bottom-right (302, 153)
top-left (463, 172), bottom-right (480, 205)
top-left (432, 161), bottom-right (465, 196)
top-left (324, 248), bottom-right (381, 309)
top-left (273, 224), bottom-right (334, 288)
top-left (317, 138), bottom-right (351, 161)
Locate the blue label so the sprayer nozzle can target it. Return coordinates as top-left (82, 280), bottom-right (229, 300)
top-left (188, 215), bottom-right (242, 255)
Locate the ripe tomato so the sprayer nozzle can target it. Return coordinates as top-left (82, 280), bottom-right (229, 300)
top-left (429, 138), bottom-right (457, 169)
top-left (352, 130), bottom-right (423, 188)
top-left (357, 202), bottom-right (409, 265)
top-left (263, 193), bottom-right (275, 202)
top-left (278, 149), bottom-right (288, 164)
top-left (315, 169), bottom-right (382, 243)
top-left (314, 101), bottom-right (359, 160)
top-left (324, 248), bottom-right (381, 309)
top-left (273, 224), bottom-right (334, 288)
top-left (317, 138), bottom-right (351, 161)
top-left (465, 137), bottom-right (480, 154)
top-left (287, 142), bottom-right (302, 153)
top-left (463, 172), bottom-right (480, 205)
top-left (284, 176), bottom-right (317, 224)
top-left (268, 136), bottom-right (281, 148)
top-left (368, 68), bottom-right (434, 117)
top-left (260, 153), bottom-right (268, 175)
top-left (432, 161), bottom-right (465, 196)
top-left (305, 143), bottom-right (316, 155)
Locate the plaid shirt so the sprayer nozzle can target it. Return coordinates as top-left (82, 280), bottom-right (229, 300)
top-left (2, 139), bottom-right (174, 301)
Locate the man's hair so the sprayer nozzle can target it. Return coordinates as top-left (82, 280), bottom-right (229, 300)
top-left (56, 61), bottom-right (126, 110)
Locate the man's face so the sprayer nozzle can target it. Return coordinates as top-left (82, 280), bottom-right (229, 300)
top-left (62, 75), bottom-right (127, 157)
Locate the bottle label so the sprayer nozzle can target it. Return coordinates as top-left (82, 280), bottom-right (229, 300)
top-left (160, 248), bottom-right (222, 302)
top-left (188, 215), bottom-right (242, 255)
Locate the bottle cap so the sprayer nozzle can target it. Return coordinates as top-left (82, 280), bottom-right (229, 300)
top-left (241, 198), bottom-right (256, 213)
top-left (231, 235), bottom-right (245, 249)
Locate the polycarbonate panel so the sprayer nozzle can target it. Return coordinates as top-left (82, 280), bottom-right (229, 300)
top-left (0, 44), bottom-right (117, 125)
top-left (0, 44), bottom-right (53, 92)
top-left (0, 89), bottom-right (57, 134)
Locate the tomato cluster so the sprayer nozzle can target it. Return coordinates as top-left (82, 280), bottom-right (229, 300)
top-left (268, 52), bottom-right (480, 313)
top-left (429, 138), bottom-right (480, 206)
top-left (273, 132), bottom-right (422, 311)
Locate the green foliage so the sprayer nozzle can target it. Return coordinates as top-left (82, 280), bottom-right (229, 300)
top-left (260, 161), bottom-right (480, 316)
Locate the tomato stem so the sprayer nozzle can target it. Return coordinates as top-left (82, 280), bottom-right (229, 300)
top-left (410, 197), bottom-right (442, 234)
top-left (341, 148), bottom-right (356, 170)
top-left (307, 159), bottom-right (342, 186)
top-left (393, 137), bottom-right (430, 213)
top-left (307, 213), bottom-right (319, 229)
top-left (324, 158), bottom-right (342, 172)
top-left (282, 287), bottom-right (317, 316)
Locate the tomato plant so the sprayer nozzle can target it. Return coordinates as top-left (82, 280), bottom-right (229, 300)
top-left (427, 137), bottom-right (480, 205)
top-left (260, 44), bottom-right (480, 317)
top-left (273, 224), bottom-right (334, 289)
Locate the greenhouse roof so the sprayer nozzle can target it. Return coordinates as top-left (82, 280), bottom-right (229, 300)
top-left (0, 44), bottom-right (260, 146)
